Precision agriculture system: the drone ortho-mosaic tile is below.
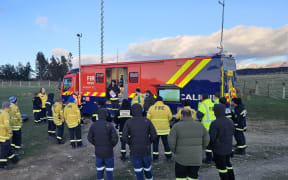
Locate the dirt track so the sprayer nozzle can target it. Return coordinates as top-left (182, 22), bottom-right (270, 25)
top-left (0, 118), bottom-right (288, 180)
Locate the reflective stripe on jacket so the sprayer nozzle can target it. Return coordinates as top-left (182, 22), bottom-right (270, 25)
top-left (0, 109), bottom-right (12, 142)
top-left (64, 103), bottom-right (81, 128)
top-left (52, 102), bottom-right (64, 126)
top-left (9, 103), bottom-right (22, 131)
top-left (198, 99), bottom-right (216, 131)
top-left (147, 101), bottom-right (172, 135)
top-left (38, 93), bottom-right (48, 108)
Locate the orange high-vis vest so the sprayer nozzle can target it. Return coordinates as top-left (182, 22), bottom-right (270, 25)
top-left (73, 95), bottom-right (82, 106)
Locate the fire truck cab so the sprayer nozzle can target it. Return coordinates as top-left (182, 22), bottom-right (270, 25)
top-left (61, 55), bottom-right (237, 115)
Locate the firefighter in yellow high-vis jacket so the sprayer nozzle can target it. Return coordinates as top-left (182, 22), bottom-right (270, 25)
top-left (147, 96), bottom-right (173, 161)
top-left (0, 102), bottom-right (19, 169)
top-left (53, 99), bottom-right (65, 144)
top-left (64, 96), bottom-right (82, 148)
top-left (38, 88), bottom-right (48, 122)
top-left (197, 94), bottom-right (216, 164)
top-left (175, 100), bottom-right (196, 121)
top-left (8, 96), bottom-right (23, 154)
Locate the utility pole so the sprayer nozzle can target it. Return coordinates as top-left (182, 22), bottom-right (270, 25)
top-left (77, 33), bottom-right (82, 94)
top-left (101, 0), bottom-right (104, 64)
top-left (117, 48), bottom-right (119, 63)
top-left (218, 0), bottom-right (225, 54)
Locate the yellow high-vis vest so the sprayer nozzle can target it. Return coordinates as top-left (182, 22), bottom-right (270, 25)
top-left (198, 99), bottom-right (216, 131)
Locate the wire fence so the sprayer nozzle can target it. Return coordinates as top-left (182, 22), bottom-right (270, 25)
top-left (0, 80), bottom-right (59, 88)
top-left (237, 74), bottom-right (288, 99)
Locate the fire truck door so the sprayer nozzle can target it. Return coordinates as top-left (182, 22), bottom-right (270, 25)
top-left (117, 67), bottom-right (128, 100)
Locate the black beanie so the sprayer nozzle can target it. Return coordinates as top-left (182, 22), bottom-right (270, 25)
top-left (232, 98), bottom-right (242, 105)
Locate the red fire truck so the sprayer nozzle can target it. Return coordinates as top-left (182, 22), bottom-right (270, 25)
top-left (61, 55), bottom-right (237, 114)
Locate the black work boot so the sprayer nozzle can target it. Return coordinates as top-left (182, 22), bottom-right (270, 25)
top-left (234, 148), bottom-right (246, 155)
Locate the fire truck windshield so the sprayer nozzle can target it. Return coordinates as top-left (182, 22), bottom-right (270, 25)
top-left (63, 78), bottom-right (72, 91)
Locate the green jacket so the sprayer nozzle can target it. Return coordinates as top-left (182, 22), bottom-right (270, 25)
top-left (168, 117), bottom-right (209, 166)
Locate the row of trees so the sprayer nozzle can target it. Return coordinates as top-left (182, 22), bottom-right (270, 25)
top-left (35, 52), bottom-right (73, 81)
top-left (0, 63), bottom-right (32, 81)
top-left (0, 52), bottom-right (73, 81)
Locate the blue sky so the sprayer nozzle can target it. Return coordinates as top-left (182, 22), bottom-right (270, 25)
top-left (0, 0), bottom-right (287, 67)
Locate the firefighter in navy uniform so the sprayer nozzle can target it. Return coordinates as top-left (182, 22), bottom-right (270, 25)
top-left (232, 98), bottom-right (247, 155)
top-left (115, 99), bottom-right (132, 161)
top-left (143, 90), bottom-right (155, 116)
top-left (147, 96), bottom-right (173, 162)
top-left (9, 96), bottom-right (23, 154)
top-left (209, 104), bottom-right (235, 180)
top-left (38, 88), bottom-right (48, 122)
top-left (46, 93), bottom-right (56, 137)
top-left (91, 100), bottom-right (112, 122)
top-left (219, 97), bottom-right (233, 119)
top-left (32, 93), bottom-right (42, 124)
top-left (64, 96), bottom-right (82, 148)
top-left (107, 80), bottom-right (121, 112)
top-left (52, 99), bottom-right (65, 144)
top-left (0, 102), bottom-right (19, 169)
top-left (197, 94), bottom-right (216, 164)
top-left (213, 92), bottom-right (220, 104)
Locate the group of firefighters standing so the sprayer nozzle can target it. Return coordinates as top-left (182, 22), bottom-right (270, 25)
top-left (87, 81), bottom-right (247, 180)
top-left (0, 82), bottom-right (247, 180)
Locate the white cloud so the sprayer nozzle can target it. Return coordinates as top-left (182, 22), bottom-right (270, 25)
top-left (51, 48), bottom-right (70, 57)
top-left (126, 25), bottom-right (288, 60)
top-left (35, 16), bottom-right (48, 28)
top-left (51, 25), bottom-right (288, 69)
top-left (71, 54), bottom-right (123, 67)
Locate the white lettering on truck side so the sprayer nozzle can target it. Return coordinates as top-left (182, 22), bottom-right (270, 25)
top-left (181, 94), bottom-right (212, 101)
top-left (87, 76), bottom-right (95, 85)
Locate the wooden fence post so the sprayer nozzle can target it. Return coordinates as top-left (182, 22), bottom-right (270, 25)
top-left (29, 81), bottom-right (31, 87)
top-left (243, 81), bottom-right (246, 95)
top-left (283, 82), bottom-right (286, 99)
top-left (10, 81), bottom-right (12, 86)
top-left (255, 80), bottom-right (258, 95)
top-left (268, 83), bottom-right (270, 97)
top-left (49, 80), bottom-right (51, 88)
top-left (20, 81), bottom-right (21, 87)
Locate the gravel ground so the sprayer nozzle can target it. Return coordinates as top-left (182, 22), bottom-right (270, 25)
top-left (0, 118), bottom-right (287, 180)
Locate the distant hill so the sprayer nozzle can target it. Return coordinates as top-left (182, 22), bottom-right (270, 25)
top-left (237, 60), bottom-right (288, 70)
top-left (236, 67), bottom-right (288, 75)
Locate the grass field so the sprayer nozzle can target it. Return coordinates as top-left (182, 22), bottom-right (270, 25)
top-left (238, 74), bottom-right (288, 99)
top-left (0, 87), bottom-right (66, 158)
